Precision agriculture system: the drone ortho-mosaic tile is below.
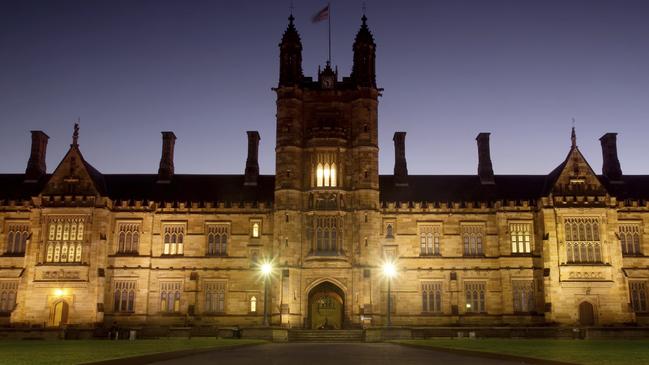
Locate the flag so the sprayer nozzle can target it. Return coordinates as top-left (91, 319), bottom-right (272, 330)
top-left (312, 5), bottom-right (329, 23)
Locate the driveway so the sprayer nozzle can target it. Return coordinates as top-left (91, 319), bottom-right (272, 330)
top-left (149, 342), bottom-right (529, 365)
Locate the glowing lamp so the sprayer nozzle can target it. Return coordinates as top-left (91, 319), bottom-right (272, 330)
top-left (382, 262), bottom-right (397, 278)
top-left (261, 262), bottom-right (273, 276)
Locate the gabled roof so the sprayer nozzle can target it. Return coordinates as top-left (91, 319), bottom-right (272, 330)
top-left (40, 145), bottom-right (106, 196)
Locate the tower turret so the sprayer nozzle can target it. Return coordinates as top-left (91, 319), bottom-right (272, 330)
top-left (278, 15), bottom-right (303, 87)
top-left (351, 15), bottom-right (376, 88)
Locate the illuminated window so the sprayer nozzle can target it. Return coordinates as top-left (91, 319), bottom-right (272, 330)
top-left (0, 281), bottom-right (18, 313)
top-left (512, 280), bottom-right (535, 313)
top-left (163, 225), bottom-right (184, 255)
top-left (250, 296), bottom-right (257, 313)
top-left (113, 280), bottom-right (136, 313)
top-left (251, 222), bottom-right (260, 238)
top-left (510, 223), bottom-right (532, 254)
top-left (464, 281), bottom-right (486, 313)
top-left (422, 282), bottom-right (442, 313)
top-left (45, 217), bottom-right (85, 263)
top-left (316, 163), bottom-right (324, 187)
top-left (160, 281), bottom-right (182, 313)
top-left (117, 223), bottom-right (140, 254)
top-left (620, 224), bottom-right (641, 256)
top-left (207, 224), bottom-right (229, 256)
top-left (564, 217), bottom-right (601, 263)
top-left (205, 282), bottom-right (226, 313)
top-left (5, 223), bottom-right (29, 255)
top-left (315, 161), bottom-right (337, 187)
top-left (462, 225), bottom-right (484, 257)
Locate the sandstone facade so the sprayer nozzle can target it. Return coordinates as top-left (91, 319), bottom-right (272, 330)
top-left (0, 15), bottom-right (647, 330)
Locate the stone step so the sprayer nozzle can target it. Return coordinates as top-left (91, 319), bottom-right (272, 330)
top-left (288, 330), bottom-right (363, 342)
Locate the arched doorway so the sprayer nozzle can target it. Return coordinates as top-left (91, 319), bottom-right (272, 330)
top-left (52, 301), bottom-right (69, 327)
top-left (308, 281), bottom-right (345, 329)
top-left (579, 301), bottom-right (595, 326)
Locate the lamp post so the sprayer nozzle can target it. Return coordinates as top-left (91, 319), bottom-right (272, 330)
top-left (261, 262), bottom-right (273, 327)
top-left (382, 262), bottom-right (397, 327)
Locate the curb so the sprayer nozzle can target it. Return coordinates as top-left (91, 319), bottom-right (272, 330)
top-left (80, 341), bottom-right (266, 365)
top-left (391, 342), bottom-right (580, 365)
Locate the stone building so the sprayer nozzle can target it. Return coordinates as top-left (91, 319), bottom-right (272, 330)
top-left (0, 15), bottom-right (648, 330)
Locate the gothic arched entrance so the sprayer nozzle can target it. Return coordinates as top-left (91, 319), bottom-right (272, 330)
top-left (308, 281), bottom-right (345, 329)
top-left (579, 301), bottom-right (595, 326)
top-left (51, 300), bottom-right (69, 327)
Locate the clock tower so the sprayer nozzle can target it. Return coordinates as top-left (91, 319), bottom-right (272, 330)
top-left (273, 14), bottom-right (381, 328)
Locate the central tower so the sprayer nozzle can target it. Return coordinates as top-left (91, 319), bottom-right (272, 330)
top-left (273, 14), bottom-right (381, 328)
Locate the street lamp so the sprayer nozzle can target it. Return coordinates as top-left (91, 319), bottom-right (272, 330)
top-left (260, 262), bottom-right (273, 326)
top-left (382, 261), bottom-right (397, 327)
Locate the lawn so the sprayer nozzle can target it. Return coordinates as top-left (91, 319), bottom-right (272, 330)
top-left (393, 339), bottom-right (649, 365)
top-left (0, 338), bottom-right (265, 365)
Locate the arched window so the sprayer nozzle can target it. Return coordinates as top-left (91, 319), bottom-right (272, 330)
top-left (323, 163), bottom-right (331, 187)
top-left (462, 225), bottom-right (484, 256)
top-left (118, 232), bottom-right (126, 252)
top-left (250, 296), bottom-right (257, 313)
top-left (316, 163), bottom-right (324, 187)
top-left (163, 225), bottom-right (185, 256)
top-left (565, 218), bottom-right (602, 263)
top-left (386, 224), bottom-right (394, 239)
top-left (207, 224), bottom-right (229, 256)
top-left (45, 218), bottom-right (85, 263)
top-left (252, 222), bottom-right (260, 238)
top-left (620, 224), bottom-right (642, 256)
top-left (315, 161), bottom-right (339, 188)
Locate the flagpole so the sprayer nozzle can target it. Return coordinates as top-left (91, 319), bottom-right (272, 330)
top-left (328, 2), bottom-right (331, 64)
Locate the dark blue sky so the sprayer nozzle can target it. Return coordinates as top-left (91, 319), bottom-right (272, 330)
top-left (1, 0), bottom-right (648, 175)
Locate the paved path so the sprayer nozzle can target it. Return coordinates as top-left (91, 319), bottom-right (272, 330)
top-left (149, 342), bottom-right (528, 365)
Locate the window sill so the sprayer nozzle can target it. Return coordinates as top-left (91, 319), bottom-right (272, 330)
top-left (159, 312), bottom-right (184, 316)
top-left (622, 254), bottom-right (646, 258)
top-left (419, 254), bottom-right (442, 257)
top-left (113, 252), bottom-right (140, 257)
top-left (1, 253), bottom-right (25, 257)
top-left (38, 262), bottom-right (88, 266)
top-left (160, 254), bottom-right (185, 258)
top-left (206, 254), bottom-right (229, 258)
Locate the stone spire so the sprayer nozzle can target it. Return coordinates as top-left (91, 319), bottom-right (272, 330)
top-left (278, 14), bottom-right (303, 87)
top-left (351, 14), bottom-right (376, 88)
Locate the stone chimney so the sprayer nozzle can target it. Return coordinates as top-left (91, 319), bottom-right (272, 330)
top-left (600, 133), bottom-right (622, 182)
top-left (157, 131), bottom-right (176, 183)
top-left (476, 133), bottom-right (495, 184)
top-left (393, 132), bottom-right (408, 186)
top-left (244, 131), bottom-right (260, 186)
top-left (24, 131), bottom-right (49, 183)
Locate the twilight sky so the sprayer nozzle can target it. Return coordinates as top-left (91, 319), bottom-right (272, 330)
top-left (1, 0), bottom-right (648, 175)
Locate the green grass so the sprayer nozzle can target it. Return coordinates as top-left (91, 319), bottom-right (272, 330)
top-left (392, 339), bottom-right (649, 365)
top-left (0, 338), bottom-right (265, 365)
